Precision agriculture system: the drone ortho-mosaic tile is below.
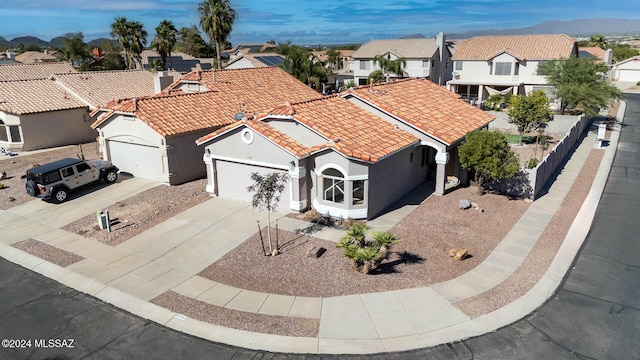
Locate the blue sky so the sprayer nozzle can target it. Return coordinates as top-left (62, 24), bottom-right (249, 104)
top-left (0, 0), bottom-right (636, 45)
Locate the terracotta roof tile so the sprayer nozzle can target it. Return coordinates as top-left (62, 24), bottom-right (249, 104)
top-left (351, 39), bottom-right (439, 58)
top-left (197, 96), bottom-right (420, 163)
top-left (93, 68), bottom-right (322, 137)
top-left (169, 67), bottom-right (322, 104)
top-left (348, 79), bottom-right (495, 144)
top-left (0, 79), bottom-right (86, 115)
top-left (54, 70), bottom-right (156, 108)
top-left (0, 62), bottom-right (77, 81)
top-left (579, 46), bottom-right (606, 62)
top-left (452, 34), bottom-right (576, 61)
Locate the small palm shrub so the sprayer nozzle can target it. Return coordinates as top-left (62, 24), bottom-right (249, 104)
top-left (336, 223), bottom-right (401, 274)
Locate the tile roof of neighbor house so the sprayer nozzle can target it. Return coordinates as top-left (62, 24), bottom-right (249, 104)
top-left (0, 79), bottom-right (86, 115)
top-left (172, 67), bottom-right (323, 104)
top-left (93, 68), bottom-right (323, 137)
top-left (351, 39), bottom-right (440, 59)
top-left (0, 62), bottom-right (77, 81)
top-left (452, 34), bottom-right (577, 61)
top-left (14, 51), bottom-right (58, 64)
top-left (198, 96), bottom-right (420, 163)
top-left (347, 78), bottom-right (495, 144)
top-left (54, 70), bottom-right (156, 108)
top-left (579, 46), bottom-right (606, 62)
top-left (140, 49), bottom-right (213, 73)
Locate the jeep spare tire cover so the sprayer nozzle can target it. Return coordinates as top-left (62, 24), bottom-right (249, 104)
top-left (26, 181), bottom-right (38, 197)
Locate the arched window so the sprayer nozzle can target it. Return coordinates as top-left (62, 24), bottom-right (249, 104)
top-left (322, 168), bottom-right (344, 203)
top-left (0, 120), bottom-right (7, 142)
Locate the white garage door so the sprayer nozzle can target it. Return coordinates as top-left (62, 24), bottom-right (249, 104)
top-left (108, 140), bottom-right (164, 182)
top-left (216, 160), bottom-right (290, 208)
top-left (618, 69), bottom-right (640, 83)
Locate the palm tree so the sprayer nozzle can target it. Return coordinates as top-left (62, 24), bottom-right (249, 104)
top-left (589, 34), bottom-right (608, 50)
top-left (198, 0), bottom-right (236, 69)
top-left (373, 53), bottom-right (407, 81)
top-left (111, 17), bottom-right (131, 68)
top-left (151, 20), bottom-right (178, 70)
top-left (128, 21), bottom-right (148, 69)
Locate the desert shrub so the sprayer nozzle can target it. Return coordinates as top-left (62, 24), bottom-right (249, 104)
top-left (527, 157), bottom-right (540, 169)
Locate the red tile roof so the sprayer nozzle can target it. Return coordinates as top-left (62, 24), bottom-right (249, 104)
top-left (579, 47), bottom-right (606, 62)
top-left (0, 79), bottom-right (86, 115)
top-left (169, 67), bottom-right (322, 104)
top-left (347, 79), bottom-right (495, 144)
top-left (93, 68), bottom-right (324, 136)
top-left (0, 62), bottom-right (77, 81)
top-left (54, 70), bottom-right (156, 108)
top-left (198, 96), bottom-right (420, 163)
top-left (452, 34), bottom-right (577, 61)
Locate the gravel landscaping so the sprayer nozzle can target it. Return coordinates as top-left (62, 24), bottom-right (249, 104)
top-left (151, 291), bottom-right (319, 337)
top-left (12, 239), bottom-right (84, 267)
top-left (199, 188), bottom-right (530, 298)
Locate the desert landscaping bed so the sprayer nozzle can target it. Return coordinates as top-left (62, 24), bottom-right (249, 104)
top-left (0, 143), bottom-right (99, 210)
top-left (151, 291), bottom-right (319, 337)
top-left (199, 188), bottom-right (530, 298)
top-left (62, 178), bottom-right (211, 246)
top-left (12, 239), bottom-right (84, 267)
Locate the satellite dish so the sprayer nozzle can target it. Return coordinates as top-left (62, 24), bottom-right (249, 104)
top-left (234, 112), bottom-right (244, 120)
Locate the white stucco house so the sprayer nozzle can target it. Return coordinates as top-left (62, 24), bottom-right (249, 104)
top-left (196, 78), bottom-right (494, 219)
top-left (611, 56), bottom-right (640, 83)
top-left (349, 33), bottom-right (452, 86)
top-left (447, 34), bottom-right (578, 106)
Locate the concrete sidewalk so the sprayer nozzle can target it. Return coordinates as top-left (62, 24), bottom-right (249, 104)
top-left (0, 104), bottom-right (623, 354)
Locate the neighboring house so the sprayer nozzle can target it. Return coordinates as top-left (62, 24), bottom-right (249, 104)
top-left (196, 78), bottom-right (494, 219)
top-left (0, 64), bottom-right (165, 151)
top-left (91, 67), bottom-right (323, 184)
top-left (140, 50), bottom-right (213, 73)
top-left (0, 62), bottom-right (76, 81)
top-left (53, 70), bottom-right (161, 110)
top-left (14, 51), bottom-right (57, 64)
top-left (611, 56), bottom-right (640, 82)
top-left (223, 43), bottom-right (277, 61)
top-left (447, 34), bottom-right (578, 105)
top-left (223, 53), bottom-right (285, 69)
top-left (349, 33), bottom-right (452, 86)
top-left (0, 79), bottom-right (91, 150)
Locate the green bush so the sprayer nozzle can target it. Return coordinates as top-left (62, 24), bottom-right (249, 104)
top-left (527, 157), bottom-right (540, 169)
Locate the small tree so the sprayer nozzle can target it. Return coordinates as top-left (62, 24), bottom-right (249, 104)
top-left (337, 224), bottom-right (401, 274)
top-left (459, 129), bottom-right (520, 194)
top-left (507, 90), bottom-right (552, 145)
top-left (537, 56), bottom-right (623, 117)
top-left (247, 172), bottom-right (289, 255)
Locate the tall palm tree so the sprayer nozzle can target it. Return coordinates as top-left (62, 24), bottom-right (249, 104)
top-left (111, 17), bottom-right (131, 68)
top-left (151, 20), bottom-right (178, 70)
top-left (198, 0), bottom-right (236, 69)
top-left (128, 21), bottom-right (148, 70)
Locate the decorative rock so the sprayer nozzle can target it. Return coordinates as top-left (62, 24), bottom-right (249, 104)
top-left (458, 199), bottom-right (471, 209)
top-left (305, 246), bottom-right (326, 258)
top-left (524, 198), bottom-right (533, 203)
top-left (8, 197), bottom-right (15, 202)
top-left (449, 248), bottom-right (469, 261)
top-left (475, 207), bottom-right (484, 213)
top-left (470, 201), bottom-right (479, 208)
top-left (0, 171), bottom-right (6, 180)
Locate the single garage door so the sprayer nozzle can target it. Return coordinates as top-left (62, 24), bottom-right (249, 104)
top-left (216, 160), bottom-right (290, 208)
top-left (618, 69), bottom-right (640, 83)
top-left (108, 140), bottom-right (164, 182)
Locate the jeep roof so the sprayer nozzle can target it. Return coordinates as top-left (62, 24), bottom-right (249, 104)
top-left (27, 158), bottom-right (84, 175)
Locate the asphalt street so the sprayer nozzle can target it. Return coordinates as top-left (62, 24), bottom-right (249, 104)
top-left (1, 95), bottom-right (639, 360)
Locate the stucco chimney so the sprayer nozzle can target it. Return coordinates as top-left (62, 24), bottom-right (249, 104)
top-left (604, 49), bottom-right (614, 66)
top-left (436, 32), bottom-right (446, 62)
top-left (154, 71), bottom-right (174, 93)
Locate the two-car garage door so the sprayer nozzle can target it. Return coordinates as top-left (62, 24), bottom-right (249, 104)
top-left (108, 140), bottom-right (165, 182)
top-left (216, 160), bottom-right (290, 208)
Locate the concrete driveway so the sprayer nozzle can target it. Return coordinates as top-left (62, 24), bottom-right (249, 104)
top-left (5, 174), bottom-right (160, 228)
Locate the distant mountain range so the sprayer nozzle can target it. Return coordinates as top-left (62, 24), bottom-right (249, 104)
top-left (0, 36), bottom-right (118, 49)
top-left (1, 18), bottom-right (639, 49)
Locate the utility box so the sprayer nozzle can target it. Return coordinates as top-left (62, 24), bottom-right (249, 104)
top-left (97, 210), bottom-right (110, 231)
top-left (597, 123), bottom-right (607, 147)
